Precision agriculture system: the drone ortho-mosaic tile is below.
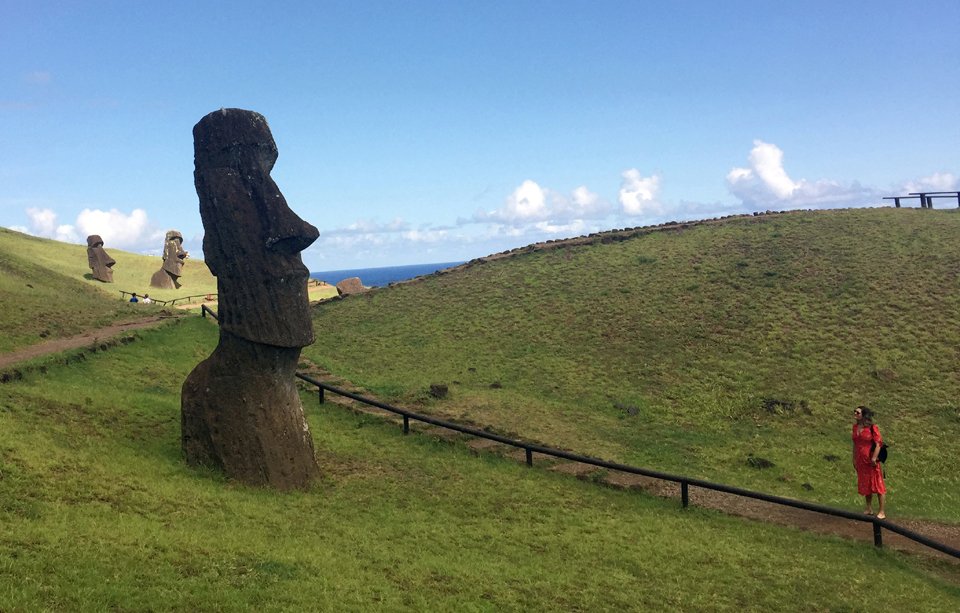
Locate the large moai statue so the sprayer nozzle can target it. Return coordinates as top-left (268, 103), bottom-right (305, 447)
top-left (150, 230), bottom-right (188, 289)
top-left (86, 234), bottom-right (116, 283)
top-left (181, 108), bottom-right (320, 490)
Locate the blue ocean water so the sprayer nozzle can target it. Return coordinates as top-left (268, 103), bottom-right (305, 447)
top-left (310, 261), bottom-right (466, 288)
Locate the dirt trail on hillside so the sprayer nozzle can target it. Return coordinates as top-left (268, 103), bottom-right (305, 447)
top-left (298, 361), bottom-right (960, 570)
top-left (0, 315), bottom-right (176, 370)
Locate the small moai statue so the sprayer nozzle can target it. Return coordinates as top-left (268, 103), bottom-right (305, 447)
top-left (86, 234), bottom-right (116, 283)
top-left (150, 230), bottom-right (188, 289)
top-left (181, 108), bottom-right (320, 490)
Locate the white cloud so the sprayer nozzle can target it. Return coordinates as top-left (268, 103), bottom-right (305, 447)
top-left (561, 185), bottom-right (611, 218)
top-left (343, 218), bottom-right (409, 234)
top-left (54, 224), bottom-right (79, 243)
top-left (903, 172), bottom-right (958, 193)
top-left (618, 169), bottom-right (662, 216)
top-left (402, 228), bottom-right (449, 243)
top-left (475, 180), bottom-right (612, 225)
top-left (26, 207), bottom-right (58, 235)
top-left (22, 207), bottom-right (80, 243)
top-left (75, 208), bottom-right (160, 249)
top-left (17, 206), bottom-right (162, 250)
top-left (727, 140), bottom-right (878, 208)
top-left (311, 219), bottom-right (449, 258)
top-left (491, 180), bottom-right (549, 222)
top-left (727, 140), bottom-right (798, 202)
top-left (750, 140), bottom-right (797, 198)
top-left (532, 219), bottom-right (590, 235)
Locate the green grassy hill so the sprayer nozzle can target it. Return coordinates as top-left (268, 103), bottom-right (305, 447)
top-left (0, 226), bottom-right (219, 301)
top-left (0, 227), bottom-right (218, 352)
top-left (1, 317), bottom-right (957, 609)
top-left (305, 208), bottom-right (960, 521)
top-left (1, 211), bottom-right (958, 608)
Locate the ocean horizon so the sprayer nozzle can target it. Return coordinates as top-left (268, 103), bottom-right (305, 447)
top-left (310, 261), bottom-right (466, 288)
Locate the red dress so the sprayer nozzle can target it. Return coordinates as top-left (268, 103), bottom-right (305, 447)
top-left (852, 424), bottom-right (886, 495)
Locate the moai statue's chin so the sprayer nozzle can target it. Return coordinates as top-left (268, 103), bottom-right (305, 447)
top-left (86, 235), bottom-right (116, 283)
top-left (150, 230), bottom-right (187, 289)
top-left (181, 108), bottom-right (320, 490)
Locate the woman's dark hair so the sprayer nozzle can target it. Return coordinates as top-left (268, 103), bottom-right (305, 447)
top-left (856, 405), bottom-right (875, 423)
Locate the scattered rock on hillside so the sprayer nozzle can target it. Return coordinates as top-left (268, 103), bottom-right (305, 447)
top-left (0, 370), bottom-right (23, 384)
top-left (871, 368), bottom-right (898, 381)
top-left (490, 381), bottom-right (502, 389)
top-left (429, 383), bottom-right (448, 399)
top-left (823, 454), bottom-right (840, 462)
top-left (336, 277), bottom-right (367, 296)
top-left (746, 455), bottom-right (775, 469)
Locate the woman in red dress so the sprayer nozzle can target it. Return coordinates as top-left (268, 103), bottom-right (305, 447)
top-left (852, 406), bottom-right (886, 518)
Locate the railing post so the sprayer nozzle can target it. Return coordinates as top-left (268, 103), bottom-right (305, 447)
top-left (873, 520), bottom-right (883, 548)
top-left (403, 415), bottom-right (409, 435)
top-left (318, 386), bottom-right (324, 404)
top-left (525, 448), bottom-right (533, 466)
top-left (681, 481), bottom-right (689, 508)
top-left (201, 305), bottom-right (206, 318)
top-left (894, 197), bottom-right (901, 208)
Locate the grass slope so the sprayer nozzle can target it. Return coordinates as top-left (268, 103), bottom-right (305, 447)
top-left (0, 228), bottom-right (335, 355)
top-left (0, 226), bottom-right (219, 302)
top-left (0, 317), bottom-right (957, 610)
top-left (0, 227), bottom-right (217, 353)
top-left (305, 208), bottom-right (960, 522)
top-left (0, 229), bottom-right (159, 353)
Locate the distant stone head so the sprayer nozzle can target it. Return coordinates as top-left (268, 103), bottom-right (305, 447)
top-left (151, 229), bottom-right (188, 289)
top-left (86, 234), bottom-right (116, 283)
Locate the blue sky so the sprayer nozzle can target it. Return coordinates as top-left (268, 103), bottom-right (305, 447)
top-left (2, 1), bottom-right (958, 270)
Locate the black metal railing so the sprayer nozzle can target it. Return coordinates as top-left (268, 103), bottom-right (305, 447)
top-left (121, 291), bottom-right (217, 306)
top-left (198, 306), bottom-right (959, 559)
top-left (295, 375), bottom-right (959, 559)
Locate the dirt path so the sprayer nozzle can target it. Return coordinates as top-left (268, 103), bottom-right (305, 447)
top-left (0, 315), bottom-right (177, 370)
top-left (297, 361), bottom-right (960, 570)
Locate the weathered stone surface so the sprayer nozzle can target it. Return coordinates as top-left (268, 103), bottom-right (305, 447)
top-left (335, 276), bottom-right (366, 296)
top-left (150, 270), bottom-right (174, 289)
top-left (86, 235), bottom-right (115, 283)
top-left (151, 230), bottom-right (187, 289)
top-left (181, 108), bottom-right (320, 490)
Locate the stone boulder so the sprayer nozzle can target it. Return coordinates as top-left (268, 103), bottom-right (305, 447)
top-left (335, 276), bottom-right (366, 296)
